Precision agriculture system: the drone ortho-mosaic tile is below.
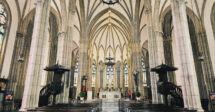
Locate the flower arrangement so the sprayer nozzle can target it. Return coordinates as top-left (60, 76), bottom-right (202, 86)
top-left (136, 91), bottom-right (141, 97)
top-left (79, 92), bottom-right (86, 97)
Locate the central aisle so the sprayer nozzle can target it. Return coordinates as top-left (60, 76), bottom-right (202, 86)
top-left (101, 101), bottom-right (119, 112)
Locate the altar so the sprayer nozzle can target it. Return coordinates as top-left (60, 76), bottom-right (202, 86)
top-left (99, 91), bottom-right (121, 101)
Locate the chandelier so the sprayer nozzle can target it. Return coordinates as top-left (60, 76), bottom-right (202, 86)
top-left (105, 56), bottom-right (115, 66)
top-left (102, 0), bottom-right (119, 5)
top-left (105, 11), bottom-right (115, 66)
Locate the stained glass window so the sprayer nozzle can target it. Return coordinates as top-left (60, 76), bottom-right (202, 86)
top-left (92, 63), bottom-right (96, 87)
top-left (0, 3), bottom-right (7, 52)
top-left (106, 65), bottom-right (114, 88)
top-left (124, 63), bottom-right (128, 87)
top-left (74, 61), bottom-right (79, 86)
top-left (142, 61), bottom-right (147, 86)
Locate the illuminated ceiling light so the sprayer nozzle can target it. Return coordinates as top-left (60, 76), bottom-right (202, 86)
top-left (102, 0), bottom-right (120, 5)
top-left (108, 23), bottom-right (112, 26)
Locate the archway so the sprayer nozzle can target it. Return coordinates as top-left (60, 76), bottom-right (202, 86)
top-left (211, 3), bottom-right (215, 39)
top-left (0, 0), bottom-right (11, 72)
top-left (87, 7), bottom-right (130, 98)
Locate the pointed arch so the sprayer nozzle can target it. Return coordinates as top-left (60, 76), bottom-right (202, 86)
top-left (72, 41), bottom-right (79, 50)
top-left (99, 45), bottom-right (105, 61)
top-left (211, 3), bottom-right (215, 39)
top-left (106, 45), bottom-right (114, 57)
top-left (88, 8), bottom-right (131, 35)
top-left (0, 0), bottom-right (11, 72)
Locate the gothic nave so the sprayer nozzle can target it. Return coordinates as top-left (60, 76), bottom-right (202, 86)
top-left (0, 0), bottom-right (214, 112)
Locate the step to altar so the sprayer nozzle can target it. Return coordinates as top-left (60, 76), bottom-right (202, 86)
top-left (99, 91), bottom-right (121, 101)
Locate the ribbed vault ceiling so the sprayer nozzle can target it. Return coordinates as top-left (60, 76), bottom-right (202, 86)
top-left (74, 0), bottom-right (145, 61)
top-left (90, 10), bottom-right (129, 55)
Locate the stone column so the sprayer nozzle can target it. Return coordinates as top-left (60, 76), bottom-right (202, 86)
top-left (171, 0), bottom-right (203, 111)
top-left (95, 57), bottom-right (99, 96)
top-left (76, 38), bottom-right (89, 98)
top-left (197, 32), bottom-right (215, 91)
top-left (120, 56), bottom-right (125, 94)
top-left (113, 64), bottom-right (117, 89)
top-left (103, 66), bottom-right (107, 89)
top-left (100, 68), bottom-right (104, 89)
top-left (127, 54), bottom-right (135, 96)
top-left (20, 0), bottom-right (51, 111)
top-left (56, 0), bottom-right (76, 103)
top-left (87, 55), bottom-right (92, 100)
top-left (130, 41), bottom-right (144, 94)
top-left (117, 65), bottom-right (120, 89)
top-left (145, 5), bottom-right (164, 103)
top-left (57, 31), bottom-right (72, 103)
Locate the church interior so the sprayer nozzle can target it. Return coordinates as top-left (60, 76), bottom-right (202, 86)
top-left (0, 0), bottom-right (214, 111)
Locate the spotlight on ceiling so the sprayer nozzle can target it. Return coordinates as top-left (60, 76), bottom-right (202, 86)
top-left (102, 0), bottom-right (119, 5)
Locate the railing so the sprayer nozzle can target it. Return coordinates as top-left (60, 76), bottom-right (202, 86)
top-left (38, 82), bottom-right (64, 107)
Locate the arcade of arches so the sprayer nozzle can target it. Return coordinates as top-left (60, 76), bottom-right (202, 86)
top-left (0, 0), bottom-right (215, 111)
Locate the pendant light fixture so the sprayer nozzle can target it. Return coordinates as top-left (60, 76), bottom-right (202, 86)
top-left (101, 0), bottom-right (119, 5)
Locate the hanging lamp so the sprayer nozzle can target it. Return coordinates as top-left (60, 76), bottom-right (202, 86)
top-left (101, 0), bottom-right (119, 5)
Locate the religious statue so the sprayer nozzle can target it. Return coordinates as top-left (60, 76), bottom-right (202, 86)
top-left (133, 70), bottom-right (139, 91)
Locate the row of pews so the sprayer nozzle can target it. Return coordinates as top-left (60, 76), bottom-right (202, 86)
top-left (27, 103), bottom-right (99, 112)
top-left (119, 101), bottom-right (197, 112)
top-left (26, 100), bottom-right (198, 112)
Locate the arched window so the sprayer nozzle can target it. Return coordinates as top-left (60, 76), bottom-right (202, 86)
top-left (0, 2), bottom-right (9, 70)
top-left (74, 61), bottom-right (79, 86)
top-left (142, 61), bottom-right (147, 86)
top-left (124, 63), bottom-right (128, 87)
top-left (92, 63), bottom-right (96, 87)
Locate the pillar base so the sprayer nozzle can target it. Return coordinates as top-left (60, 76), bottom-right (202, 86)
top-left (19, 107), bottom-right (36, 112)
top-left (19, 108), bottom-right (27, 112)
top-left (194, 108), bottom-right (204, 112)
